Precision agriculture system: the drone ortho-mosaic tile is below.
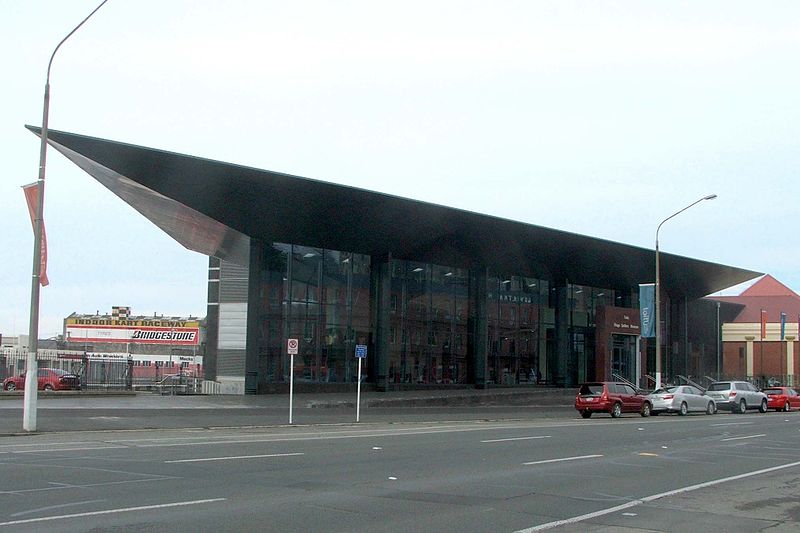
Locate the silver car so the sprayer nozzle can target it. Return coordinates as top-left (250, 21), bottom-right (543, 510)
top-left (705, 381), bottom-right (768, 414)
top-left (648, 385), bottom-right (716, 415)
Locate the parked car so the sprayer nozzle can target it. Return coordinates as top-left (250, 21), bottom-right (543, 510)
top-left (705, 381), bottom-right (767, 413)
top-left (647, 385), bottom-right (716, 415)
top-left (575, 382), bottom-right (652, 418)
top-left (762, 386), bottom-right (800, 412)
top-left (2, 368), bottom-right (81, 391)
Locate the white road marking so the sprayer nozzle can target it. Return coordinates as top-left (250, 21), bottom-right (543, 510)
top-left (0, 498), bottom-right (226, 526)
top-left (0, 440), bottom-right (111, 449)
top-left (710, 422), bottom-right (753, 427)
top-left (481, 435), bottom-right (551, 443)
top-left (0, 417), bottom-right (720, 453)
top-left (523, 454), bottom-right (602, 466)
top-left (515, 460), bottom-right (800, 532)
top-left (131, 426), bottom-right (556, 448)
top-left (165, 452), bottom-right (304, 463)
top-left (721, 434), bottom-right (766, 442)
top-left (11, 499), bottom-right (107, 517)
top-left (13, 446), bottom-right (128, 453)
top-left (0, 477), bottom-right (176, 495)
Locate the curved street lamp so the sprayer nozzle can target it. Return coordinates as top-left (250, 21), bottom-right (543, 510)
top-left (24, 0), bottom-right (111, 432)
top-left (654, 194), bottom-right (717, 391)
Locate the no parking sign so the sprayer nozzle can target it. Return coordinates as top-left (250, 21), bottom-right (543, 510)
top-left (287, 338), bottom-right (298, 424)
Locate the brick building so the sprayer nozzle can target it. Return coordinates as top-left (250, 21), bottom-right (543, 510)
top-left (710, 275), bottom-right (800, 386)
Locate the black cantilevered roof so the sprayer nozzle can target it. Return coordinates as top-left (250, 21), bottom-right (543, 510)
top-left (30, 126), bottom-right (761, 299)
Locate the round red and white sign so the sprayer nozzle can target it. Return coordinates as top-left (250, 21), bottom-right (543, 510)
top-left (287, 338), bottom-right (299, 354)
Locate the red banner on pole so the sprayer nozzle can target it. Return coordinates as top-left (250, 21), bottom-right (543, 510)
top-left (22, 182), bottom-right (49, 286)
top-left (760, 308), bottom-right (767, 340)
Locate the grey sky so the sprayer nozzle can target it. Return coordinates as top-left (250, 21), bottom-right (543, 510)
top-left (2, 1), bottom-right (799, 338)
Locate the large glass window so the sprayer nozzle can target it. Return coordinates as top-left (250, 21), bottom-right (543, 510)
top-left (387, 261), bottom-right (468, 385)
top-left (257, 244), bottom-right (371, 385)
top-left (488, 274), bottom-right (550, 385)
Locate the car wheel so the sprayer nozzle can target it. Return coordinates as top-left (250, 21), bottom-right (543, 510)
top-left (759, 399), bottom-right (768, 413)
top-left (611, 402), bottom-right (622, 418)
top-left (678, 402), bottom-right (688, 416)
top-left (641, 402), bottom-right (651, 417)
top-left (43, 384), bottom-right (53, 391)
top-left (783, 402), bottom-right (790, 412)
top-left (706, 402), bottom-right (715, 415)
top-left (5, 382), bottom-right (16, 391)
top-left (737, 399), bottom-right (747, 414)
top-left (581, 411), bottom-right (592, 419)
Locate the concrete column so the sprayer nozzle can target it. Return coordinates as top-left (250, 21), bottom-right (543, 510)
top-left (245, 239), bottom-right (264, 394)
top-left (469, 268), bottom-right (488, 388)
top-left (744, 336), bottom-right (755, 378)
top-left (786, 336), bottom-right (795, 387)
top-left (371, 257), bottom-right (391, 392)
top-left (555, 282), bottom-right (571, 387)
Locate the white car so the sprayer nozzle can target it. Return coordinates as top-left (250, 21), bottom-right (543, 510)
top-left (705, 381), bottom-right (768, 414)
top-left (648, 385), bottom-right (716, 415)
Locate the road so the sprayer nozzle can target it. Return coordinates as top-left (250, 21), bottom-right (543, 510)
top-left (0, 409), bottom-right (798, 532)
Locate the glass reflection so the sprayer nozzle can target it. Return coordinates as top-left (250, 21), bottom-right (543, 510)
top-left (257, 244), bottom-right (371, 386)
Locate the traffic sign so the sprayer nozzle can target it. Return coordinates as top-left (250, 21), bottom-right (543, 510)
top-left (355, 344), bottom-right (367, 358)
top-left (287, 338), bottom-right (299, 355)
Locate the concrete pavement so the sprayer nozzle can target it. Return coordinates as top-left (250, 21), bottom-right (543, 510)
top-left (0, 387), bottom-right (578, 434)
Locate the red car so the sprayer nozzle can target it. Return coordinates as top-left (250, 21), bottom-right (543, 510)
top-left (2, 368), bottom-right (81, 391)
top-left (575, 381), bottom-right (652, 418)
top-left (762, 386), bottom-right (800, 412)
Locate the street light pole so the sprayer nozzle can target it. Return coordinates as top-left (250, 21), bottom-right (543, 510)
top-left (654, 194), bottom-right (716, 391)
top-left (24, 0), bottom-right (110, 432)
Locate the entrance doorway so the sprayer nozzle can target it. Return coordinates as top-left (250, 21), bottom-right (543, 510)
top-left (611, 334), bottom-right (638, 384)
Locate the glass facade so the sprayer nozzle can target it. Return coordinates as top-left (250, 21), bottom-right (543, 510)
top-left (256, 243), bottom-right (371, 385)
top-left (486, 275), bottom-right (551, 385)
top-left (387, 261), bottom-right (469, 384)
top-left (248, 241), bottom-right (656, 389)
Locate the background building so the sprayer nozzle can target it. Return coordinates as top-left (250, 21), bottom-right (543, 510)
top-left (710, 275), bottom-right (800, 387)
top-left (1, 306), bottom-right (205, 387)
top-left (37, 128), bottom-right (760, 394)
top-left (62, 306), bottom-right (205, 378)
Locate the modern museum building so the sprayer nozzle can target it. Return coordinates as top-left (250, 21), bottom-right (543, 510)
top-left (35, 127), bottom-right (760, 394)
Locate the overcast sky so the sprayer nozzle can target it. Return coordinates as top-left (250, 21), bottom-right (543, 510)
top-left (2, 1), bottom-right (799, 339)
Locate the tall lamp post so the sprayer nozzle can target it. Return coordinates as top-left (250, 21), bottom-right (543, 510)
top-left (24, 0), bottom-right (110, 432)
top-left (654, 194), bottom-right (717, 391)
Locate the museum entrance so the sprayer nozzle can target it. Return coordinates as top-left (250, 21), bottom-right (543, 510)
top-left (611, 333), bottom-right (638, 385)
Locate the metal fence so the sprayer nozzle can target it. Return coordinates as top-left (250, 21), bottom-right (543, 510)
top-left (1, 349), bottom-right (203, 393)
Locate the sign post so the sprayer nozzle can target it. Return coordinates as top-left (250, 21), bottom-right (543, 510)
top-left (355, 344), bottom-right (367, 422)
top-left (287, 338), bottom-right (298, 424)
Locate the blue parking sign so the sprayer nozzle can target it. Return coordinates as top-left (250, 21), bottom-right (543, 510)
top-left (355, 344), bottom-right (368, 358)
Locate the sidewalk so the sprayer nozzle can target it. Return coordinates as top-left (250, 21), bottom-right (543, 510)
top-left (0, 387), bottom-right (578, 434)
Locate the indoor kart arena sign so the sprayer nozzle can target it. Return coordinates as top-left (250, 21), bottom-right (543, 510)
top-left (66, 319), bottom-right (200, 346)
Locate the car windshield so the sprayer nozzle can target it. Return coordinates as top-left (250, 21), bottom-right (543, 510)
top-left (48, 369), bottom-right (69, 376)
top-left (579, 384), bottom-right (604, 395)
top-left (763, 388), bottom-right (783, 395)
top-left (706, 383), bottom-right (731, 392)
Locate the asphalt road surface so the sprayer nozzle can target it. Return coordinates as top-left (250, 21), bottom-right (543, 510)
top-left (0, 408), bottom-right (798, 532)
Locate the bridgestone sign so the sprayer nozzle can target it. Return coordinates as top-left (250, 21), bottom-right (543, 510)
top-left (131, 330), bottom-right (196, 341)
top-left (65, 321), bottom-right (200, 346)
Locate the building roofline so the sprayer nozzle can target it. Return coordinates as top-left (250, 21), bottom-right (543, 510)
top-left (30, 125), bottom-right (762, 298)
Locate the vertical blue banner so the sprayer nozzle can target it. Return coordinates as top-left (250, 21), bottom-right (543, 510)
top-left (780, 312), bottom-right (786, 340)
top-left (639, 284), bottom-right (655, 338)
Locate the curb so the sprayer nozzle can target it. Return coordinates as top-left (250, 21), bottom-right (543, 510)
top-left (0, 391), bottom-right (138, 400)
